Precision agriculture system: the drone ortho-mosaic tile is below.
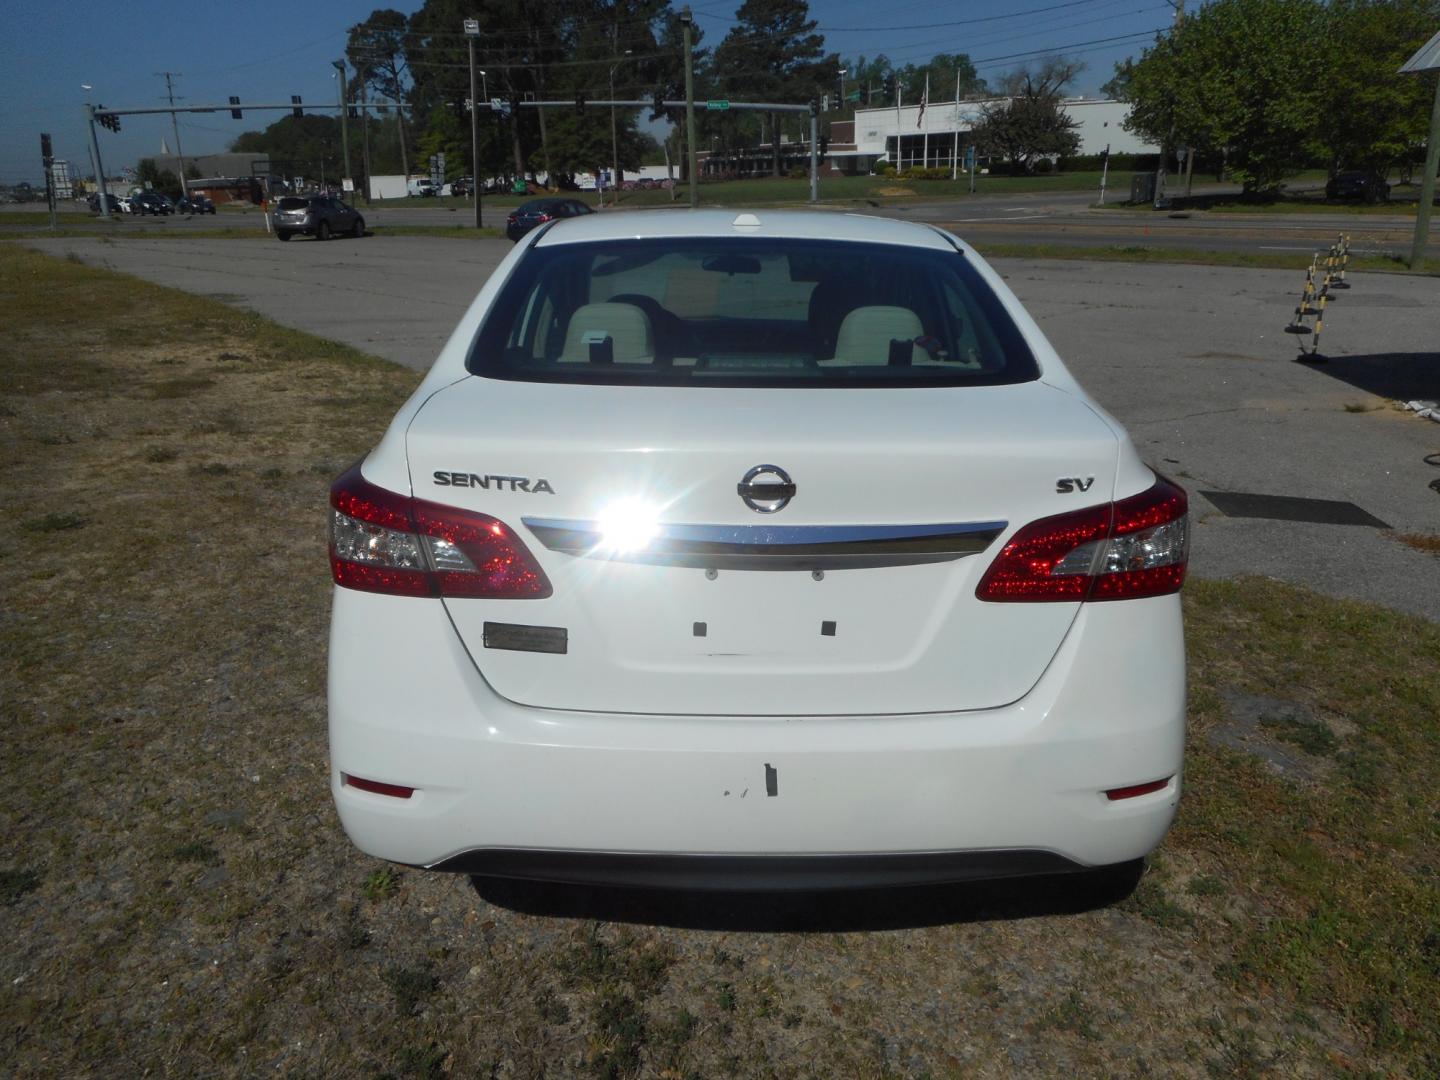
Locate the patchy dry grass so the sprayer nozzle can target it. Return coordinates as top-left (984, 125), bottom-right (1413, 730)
top-left (2, 242), bottom-right (1438, 1077)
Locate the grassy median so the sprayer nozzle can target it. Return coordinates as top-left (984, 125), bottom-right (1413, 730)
top-left (1, 241), bottom-right (1437, 1077)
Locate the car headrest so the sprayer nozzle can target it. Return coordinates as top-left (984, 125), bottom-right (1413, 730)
top-left (825, 306), bottom-right (924, 366)
top-left (558, 302), bottom-right (655, 364)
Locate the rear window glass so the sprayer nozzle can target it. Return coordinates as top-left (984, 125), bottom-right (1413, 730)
top-left (467, 237), bottom-right (1038, 388)
top-left (277, 197), bottom-right (308, 210)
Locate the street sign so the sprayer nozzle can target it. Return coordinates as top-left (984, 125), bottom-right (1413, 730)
top-left (430, 153), bottom-right (445, 190)
top-left (705, 100), bottom-right (730, 111)
top-left (463, 18), bottom-right (480, 35)
top-left (846, 90), bottom-right (861, 102)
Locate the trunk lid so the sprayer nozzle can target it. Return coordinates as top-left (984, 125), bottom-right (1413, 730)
top-left (407, 377), bottom-right (1118, 716)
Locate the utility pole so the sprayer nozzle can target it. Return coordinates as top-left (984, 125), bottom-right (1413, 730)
top-left (465, 18), bottom-right (483, 229)
top-left (1399, 31), bottom-right (1440, 268)
top-left (1153, 0), bottom-right (1184, 207)
top-left (333, 61), bottom-right (352, 192)
top-left (680, 7), bottom-right (698, 209)
top-left (361, 81), bottom-right (372, 204)
top-left (158, 72), bottom-right (189, 196)
top-left (610, 37), bottom-right (632, 210)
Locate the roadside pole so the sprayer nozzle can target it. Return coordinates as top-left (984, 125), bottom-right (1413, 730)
top-left (809, 107), bottom-right (819, 203)
top-left (465, 19), bottom-right (483, 229)
top-left (85, 105), bottom-right (110, 221)
top-left (681, 8), bottom-right (698, 209)
top-left (42, 134), bottom-right (56, 230)
top-left (968, 145), bottom-right (976, 194)
top-left (1411, 79), bottom-right (1440, 269)
top-left (333, 61), bottom-right (352, 193)
top-left (1098, 143), bottom-right (1110, 206)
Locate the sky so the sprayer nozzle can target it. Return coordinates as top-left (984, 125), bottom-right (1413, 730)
top-left (0, 0), bottom-right (1177, 184)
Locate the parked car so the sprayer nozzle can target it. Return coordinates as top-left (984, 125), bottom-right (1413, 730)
top-left (272, 195), bottom-right (365, 241)
top-left (636, 177), bottom-right (657, 190)
top-left (131, 193), bottom-right (173, 215)
top-left (327, 209), bottom-right (1190, 890)
top-left (116, 195), bottom-right (135, 214)
top-left (87, 192), bottom-right (125, 214)
top-left (176, 195), bottom-right (216, 215)
top-left (504, 197), bottom-right (594, 241)
top-left (1326, 171), bottom-right (1390, 203)
top-left (408, 178), bottom-right (437, 197)
top-left (451, 176), bottom-right (473, 197)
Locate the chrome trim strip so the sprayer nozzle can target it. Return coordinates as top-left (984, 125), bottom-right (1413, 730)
top-left (522, 518), bottom-right (1007, 571)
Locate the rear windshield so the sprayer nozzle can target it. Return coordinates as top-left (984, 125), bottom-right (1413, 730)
top-left (277, 197), bottom-right (308, 210)
top-left (467, 237), bottom-right (1038, 388)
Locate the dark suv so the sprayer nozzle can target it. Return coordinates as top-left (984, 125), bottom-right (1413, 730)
top-left (273, 195), bottom-right (366, 241)
top-left (1325, 171), bottom-right (1390, 203)
top-left (131, 193), bottom-right (173, 215)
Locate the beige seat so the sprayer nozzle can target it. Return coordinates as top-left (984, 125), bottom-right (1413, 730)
top-left (558, 302), bottom-right (655, 363)
top-left (822, 305), bottom-right (923, 367)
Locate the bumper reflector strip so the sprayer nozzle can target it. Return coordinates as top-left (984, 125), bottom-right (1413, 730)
top-left (342, 773), bottom-right (415, 799)
top-left (1105, 777), bottom-right (1170, 801)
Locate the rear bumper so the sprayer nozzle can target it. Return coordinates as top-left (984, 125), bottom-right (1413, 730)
top-left (328, 588), bottom-right (1186, 881)
top-left (431, 848), bottom-right (1085, 890)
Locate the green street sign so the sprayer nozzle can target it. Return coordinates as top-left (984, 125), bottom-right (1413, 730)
top-left (705, 99), bottom-right (730, 111)
top-left (846, 90), bottom-right (861, 102)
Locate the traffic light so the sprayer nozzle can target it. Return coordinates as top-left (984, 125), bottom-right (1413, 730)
top-left (835, 74), bottom-right (844, 108)
top-left (229, 95), bottom-right (243, 119)
top-left (652, 91), bottom-right (665, 115)
top-left (40, 133), bottom-right (53, 167)
top-left (575, 93), bottom-right (586, 113)
top-left (348, 105), bottom-right (359, 119)
top-left (96, 107), bottom-right (120, 133)
top-left (819, 134), bottom-right (829, 159)
top-left (809, 98), bottom-right (820, 117)
top-left (450, 99), bottom-right (466, 120)
top-left (291, 95), bottom-right (303, 119)
top-left (884, 74), bottom-right (897, 100)
top-left (821, 94), bottom-right (830, 113)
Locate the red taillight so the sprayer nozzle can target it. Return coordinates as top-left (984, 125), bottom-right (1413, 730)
top-left (329, 462), bottom-right (552, 599)
top-left (1105, 777), bottom-right (1171, 801)
top-left (342, 773), bottom-right (414, 799)
top-left (535, 213), bottom-right (552, 222)
top-left (976, 476), bottom-right (1188, 603)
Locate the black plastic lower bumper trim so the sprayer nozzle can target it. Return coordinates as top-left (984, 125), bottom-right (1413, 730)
top-left (426, 848), bottom-right (1087, 891)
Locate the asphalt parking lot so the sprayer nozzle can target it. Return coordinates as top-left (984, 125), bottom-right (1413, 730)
top-left (28, 233), bottom-right (1440, 619)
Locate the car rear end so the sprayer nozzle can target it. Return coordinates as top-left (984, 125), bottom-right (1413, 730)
top-left (274, 196), bottom-right (315, 237)
top-left (327, 211), bottom-right (1188, 889)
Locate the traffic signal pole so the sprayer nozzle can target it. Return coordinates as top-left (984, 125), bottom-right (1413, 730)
top-left (85, 104), bottom-right (110, 220)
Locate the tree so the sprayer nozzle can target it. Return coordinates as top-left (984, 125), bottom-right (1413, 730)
top-left (1314, 0), bottom-right (1440, 176)
top-left (136, 158), bottom-right (182, 198)
top-left (348, 9), bottom-right (413, 181)
top-left (973, 58), bottom-right (1083, 173)
top-left (896, 53), bottom-right (985, 107)
top-left (230, 115), bottom-right (345, 183)
top-left (714, 0), bottom-right (837, 175)
top-left (1117, 0), bottom-right (1328, 193)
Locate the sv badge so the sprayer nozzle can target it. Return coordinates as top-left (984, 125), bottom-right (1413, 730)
top-left (1056, 476), bottom-right (1096, 494)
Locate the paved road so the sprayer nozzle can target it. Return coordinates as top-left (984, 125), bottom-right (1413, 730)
top-left (26, 185), bottom-right (1435, 258)
top-left (27, 234), bottom-right (1440, 619)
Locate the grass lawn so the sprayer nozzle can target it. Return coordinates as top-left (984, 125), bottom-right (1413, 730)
top-left (970, 241), bottom-right (1440, 276)
top-left (2, 240), bottom-right (1437, 1076)
top-left (371, 171), bottom-right (1110, 211)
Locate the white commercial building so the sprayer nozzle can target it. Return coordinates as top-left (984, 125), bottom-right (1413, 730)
top-left (830, 97), bottom-right (1158, 174)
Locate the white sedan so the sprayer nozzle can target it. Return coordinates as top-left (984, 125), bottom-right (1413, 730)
top-left (327, 210), bottom-right (1188, 890)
